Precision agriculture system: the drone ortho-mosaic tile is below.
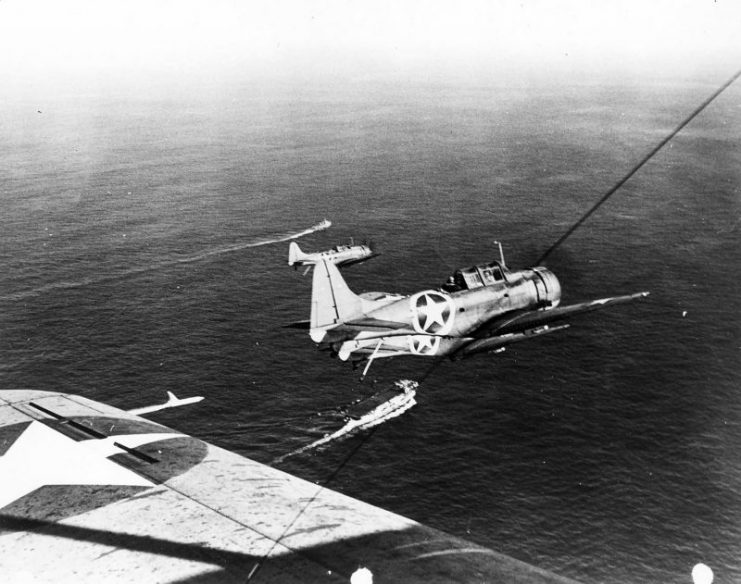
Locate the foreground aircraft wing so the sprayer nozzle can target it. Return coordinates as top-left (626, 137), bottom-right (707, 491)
top-left (0, 390), bottom-right (580, 584)
top-left (477, 291), bottom-right (650, 338)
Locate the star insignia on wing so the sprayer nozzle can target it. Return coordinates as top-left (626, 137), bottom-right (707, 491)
top-left (0, 421), bottom-right (181, 510)
top-left (409, 335), bottom-right (441, 355)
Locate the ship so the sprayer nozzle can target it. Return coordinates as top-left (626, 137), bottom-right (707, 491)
top-left (343, 379), bottom-right (417, 431)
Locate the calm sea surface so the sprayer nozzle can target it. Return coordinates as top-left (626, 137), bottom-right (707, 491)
top-left (1, 73), bottom-right (739, 583)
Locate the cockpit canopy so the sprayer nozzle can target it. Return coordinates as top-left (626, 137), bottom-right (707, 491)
top-left (333, 244), bottom-right (369, 253)
top-left (443, 261), bottom-right (508, 292)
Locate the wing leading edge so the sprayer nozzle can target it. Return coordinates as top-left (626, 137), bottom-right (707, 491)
top-left (457, 291), bottom-right (649, 357)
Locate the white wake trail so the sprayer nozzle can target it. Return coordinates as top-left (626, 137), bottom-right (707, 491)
top-left (0, 220), bottom-right (331, 302)
top-left (271, 380), bottom-right (417, 465)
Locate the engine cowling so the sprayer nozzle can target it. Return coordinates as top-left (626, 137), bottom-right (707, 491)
top-left (530, 267), bottom-right (561, 308)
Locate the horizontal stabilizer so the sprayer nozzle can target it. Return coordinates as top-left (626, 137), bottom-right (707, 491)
top-left (284, 320), bottom-right (311, 329)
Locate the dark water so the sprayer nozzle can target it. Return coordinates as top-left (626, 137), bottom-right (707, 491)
top-left (1, 72), bottom-right (739, 583)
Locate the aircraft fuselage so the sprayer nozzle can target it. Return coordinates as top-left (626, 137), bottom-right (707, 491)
top-left (327, 267), bottom-right (562, 360)
top-left (304, 254), bottom-right (646, 371)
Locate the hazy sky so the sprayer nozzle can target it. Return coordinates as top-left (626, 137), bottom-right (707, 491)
top-left (1, 0), bottom-right (740, 93)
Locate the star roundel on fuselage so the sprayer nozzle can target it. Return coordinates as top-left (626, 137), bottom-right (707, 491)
top-left (409, 291), bottom-right (455, 336)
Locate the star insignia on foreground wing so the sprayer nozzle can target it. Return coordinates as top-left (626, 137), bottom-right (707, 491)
top-left (0, 421), bottom-right (181, 510)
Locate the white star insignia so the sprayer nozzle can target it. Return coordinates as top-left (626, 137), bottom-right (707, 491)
top-left (420, 294), bottom-right (449, 331)
top-left (0, 421), bottom-right (181, 509)
top-left (410, 335), bottom-right (440, 355)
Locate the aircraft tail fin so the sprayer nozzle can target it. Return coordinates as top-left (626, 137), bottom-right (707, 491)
top-left (288, 242), bottom-right (308, 267)
top-left (310, 260), bottom-right (364, 341)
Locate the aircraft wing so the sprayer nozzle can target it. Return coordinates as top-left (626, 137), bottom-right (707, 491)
top-left (337, 252), bottom-right (380, 267)
top-left (476, 291), bottom-right (650, 338)
top-left (0, 389), bottom-right (581, 584)
top-left (286, 317), bottom-right (408, 331)
top-left (343, 317), bottom-right (409, 329)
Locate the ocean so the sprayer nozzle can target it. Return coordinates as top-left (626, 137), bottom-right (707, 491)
top-left (1, 70), bottom-right (739, 583)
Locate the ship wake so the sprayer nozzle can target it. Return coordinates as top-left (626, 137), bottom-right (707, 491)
top-left (271, 380), bottom-right (417, 465)
top-left (1, 220), bottom-right (331, 301)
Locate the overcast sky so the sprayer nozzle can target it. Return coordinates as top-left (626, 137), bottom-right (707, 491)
top-left (1, 0), bottom-right (739, 92)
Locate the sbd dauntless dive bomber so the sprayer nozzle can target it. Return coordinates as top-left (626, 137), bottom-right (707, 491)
top-left (291, 243), bottom-right (648, 376)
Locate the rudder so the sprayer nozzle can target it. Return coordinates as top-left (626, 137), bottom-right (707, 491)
top-left (288, 241), bottom-right (306, 266)
top-left (310, 260), bottom-right (364, 341)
